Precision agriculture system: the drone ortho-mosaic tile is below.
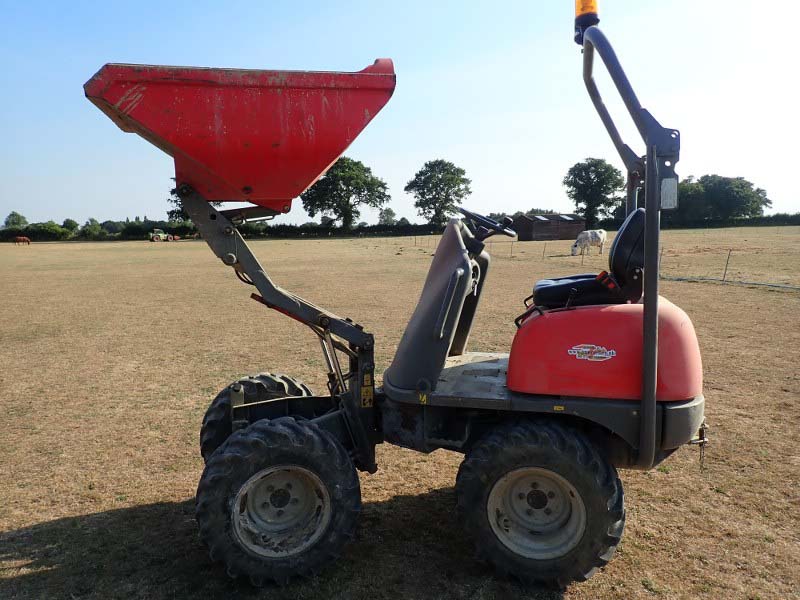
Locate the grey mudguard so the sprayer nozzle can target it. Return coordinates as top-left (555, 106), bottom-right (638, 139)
top-left (384, 219), bottom-right (478, 393)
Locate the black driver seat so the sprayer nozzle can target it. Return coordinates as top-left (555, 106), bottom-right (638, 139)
top-left (532, 208), bottom-right (645, 309)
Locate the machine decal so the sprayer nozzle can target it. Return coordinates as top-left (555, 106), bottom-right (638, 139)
top-left (360, 386), bottom-right (374, 407)
top-left (568, 344), bottom-right (617, 362)
top-left (361, 373), bottom-right (374, 407)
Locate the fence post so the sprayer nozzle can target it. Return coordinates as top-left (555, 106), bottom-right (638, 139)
top-left (542, 243), bottom-right (547, 259)
top-left (510, 241), bottom-right (514, 257)
top-left (659, 245), bottom-right (664, 272)
top-left (722, 249), bottom-right (732, 281)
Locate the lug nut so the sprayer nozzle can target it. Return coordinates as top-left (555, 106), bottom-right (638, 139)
top-left (286, 483), bottom-right (292, 490)
top-left (526, 509), bottom-right (533, 516)
top-left (547, 491), bottom-right (555, 499)
top-left (531, 482), bottom-right (538, 489)
top-left (291, 498), bottom-right (299, 505)
top-left (261, 501), bottom-right (269, 508)
top-left (544, 508), bottom-right (552, 515)
top-left (277, 510), bottom-right (284, 516)
top-left (267, 485), bottom-right (274, 492)
top-left (518, 493), bottom-right (525, 500)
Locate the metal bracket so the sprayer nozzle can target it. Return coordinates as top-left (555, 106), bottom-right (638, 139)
top-left (229, 382), bottom-right (249, 431)
top-left (220, 205), bottom-right (280, 224)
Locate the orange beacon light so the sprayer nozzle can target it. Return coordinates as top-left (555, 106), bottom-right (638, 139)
top-left (575, 0), bottom-right (600, 44)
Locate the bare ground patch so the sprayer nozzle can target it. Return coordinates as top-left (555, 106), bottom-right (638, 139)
top-left (0, 228), bottom-right (798, 599)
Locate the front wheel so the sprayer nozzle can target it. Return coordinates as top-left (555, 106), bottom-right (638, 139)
top-left (196, 417), bottom-right (361, 585)
top-left (455, 420), bottom-right (625, 588)
top-left (200, 373), bottom-right (312, 462)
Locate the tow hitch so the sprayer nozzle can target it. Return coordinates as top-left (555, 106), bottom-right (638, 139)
top-left (689, 420), bottom-right (709, 468)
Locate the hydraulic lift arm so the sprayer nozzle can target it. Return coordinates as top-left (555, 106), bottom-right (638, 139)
top-left (179, 186), bottom-right (379, 472)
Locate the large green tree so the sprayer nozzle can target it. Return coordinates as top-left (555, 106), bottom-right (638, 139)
top-left (101, 220), bottom-right (124, 234)
top-left (166, 187), bottom-right (188, 222)
top-left (62, 218), bottom-right (79, 232)
top-left (4, 211), bottom-right (28, 229)
top-left (405, 159), bottom-right (471, 227)
top-left (696, 175), bottom-right (771, 220)
top-left (672, 177), bottom-right (711, 222)
top-left (25, 221), bottom-right (70, 241)
top-left (378, 207), bottom-right (397, 225)
top-left (563, 158), bottom-right (625, 228)
top-left (78, 218), bottom-right (105, 240)
top-left (658, 175), bottom-right (772, 225)
top-left (301, 157), bottom-right (389, 229)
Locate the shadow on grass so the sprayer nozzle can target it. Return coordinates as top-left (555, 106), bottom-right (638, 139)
top-left (0, 489), bottom-right (563, 600)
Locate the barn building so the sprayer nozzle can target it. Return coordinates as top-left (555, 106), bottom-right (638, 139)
top-left (510, 213), bottom-right (585, 241)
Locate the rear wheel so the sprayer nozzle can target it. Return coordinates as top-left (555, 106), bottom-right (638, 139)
top-left (455, 420), bottom-right (624, 588)
top-left (195, 417), bottom-right (360, 585)
top-left (200, 374), bottom-right (312, 462)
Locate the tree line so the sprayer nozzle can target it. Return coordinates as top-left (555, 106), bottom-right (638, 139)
top-left (0, 213), bottom-right (199, 242)
top-left (164, 157), bottom-right (472, 231)
top-left (3, 157), bottom-right (791, 242)
top-left (490, 158), bottom-right (782, 229)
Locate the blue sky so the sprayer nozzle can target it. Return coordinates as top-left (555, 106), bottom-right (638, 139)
top-left (1, 1), bottom-right (796, 225)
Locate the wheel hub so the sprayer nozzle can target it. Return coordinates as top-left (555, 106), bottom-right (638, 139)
top-left (526, 489), bottom-right (548, 509)
top-left (269, 488), bottom-right (291, 508)
top-left (487, 467), bottom-right (587, 560)
top-left (232, 465), bottom-right (332, 558)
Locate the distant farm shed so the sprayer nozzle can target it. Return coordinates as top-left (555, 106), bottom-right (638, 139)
top-left (511, 213), bottom-right (585, 241)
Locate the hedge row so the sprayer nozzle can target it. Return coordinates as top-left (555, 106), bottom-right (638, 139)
top-left (4, 213), bottom-right (798, 243)
top-left (0, 220), bottom-right (444, 242)
top-left (597, 212), bottom-right (800, 230)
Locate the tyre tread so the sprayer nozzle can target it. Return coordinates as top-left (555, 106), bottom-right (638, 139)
top-left (196, 417), bottom-right (360, 585)
top-left (455, 419), bottom-right (625, 588)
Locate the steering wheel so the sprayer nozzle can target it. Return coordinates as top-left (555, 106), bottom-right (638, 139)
top-left (458, 208), bottom-right (517, 241)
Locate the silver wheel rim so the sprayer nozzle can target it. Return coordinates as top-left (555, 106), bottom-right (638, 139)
top-left (487, 467), bottom-right (587, 560)
top-left (232, 465), bottom-right (332, 557)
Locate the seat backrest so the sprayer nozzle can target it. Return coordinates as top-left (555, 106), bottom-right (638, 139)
top-left (608, 207), bottom-right (645, 288)
top-left (383, 219), bottom-right (475, 393)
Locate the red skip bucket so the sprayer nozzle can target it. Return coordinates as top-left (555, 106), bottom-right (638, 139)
top-left (84, 60), bottom-right (396, 213)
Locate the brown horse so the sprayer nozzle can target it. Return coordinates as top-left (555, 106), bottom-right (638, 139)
top-left (13, 236), bottom-right (31, 245)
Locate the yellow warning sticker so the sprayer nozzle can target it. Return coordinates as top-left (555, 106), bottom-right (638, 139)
top-left (361, 386), bottom-right (374, 408)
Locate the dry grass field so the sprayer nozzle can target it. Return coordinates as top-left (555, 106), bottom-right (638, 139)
top-left (1, 226), bottom-right (798, 600)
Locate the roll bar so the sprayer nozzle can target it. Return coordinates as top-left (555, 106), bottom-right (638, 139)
top-left (581, 26), bottom-right (681, 468)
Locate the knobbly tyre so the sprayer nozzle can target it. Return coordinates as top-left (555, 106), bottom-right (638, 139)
top-left (84, 2), bottom-right (706, 588)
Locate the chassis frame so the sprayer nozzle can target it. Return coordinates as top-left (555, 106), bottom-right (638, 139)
top-left (181, 184), bottom-right (704, 473)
